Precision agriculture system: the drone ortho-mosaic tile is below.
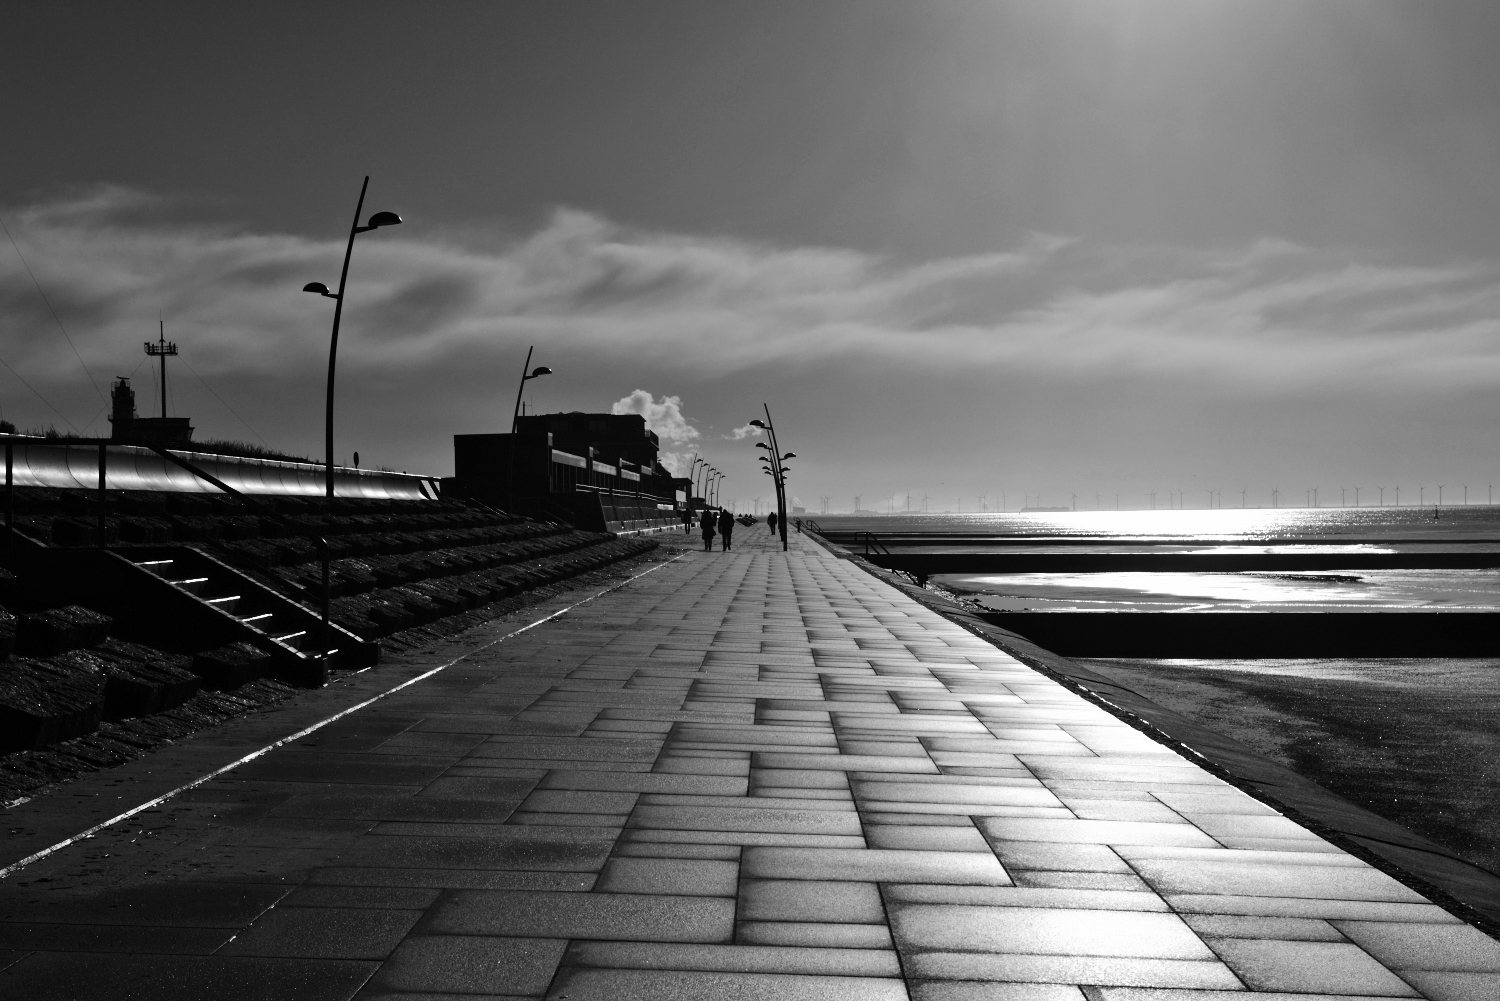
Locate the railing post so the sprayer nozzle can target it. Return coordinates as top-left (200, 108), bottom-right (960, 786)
top-left (97, 442), bottom-right (107, 549)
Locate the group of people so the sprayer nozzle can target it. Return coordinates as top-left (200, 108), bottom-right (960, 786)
top-left (684, 508), bottom-right (778, 551)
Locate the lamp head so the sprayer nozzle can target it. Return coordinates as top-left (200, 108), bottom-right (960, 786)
top-left (367, 211), bottom-right (402, 228)
top-left (530, 366), bottom-right (553, 378)
top-left (782, 452), bottom-right (796, 459)
top-left (748, 419), bottom-right (767, 429)
top-left (303, 282), bottom-right (332, 295)
top-left (756, 442), bottom-right (771, 450)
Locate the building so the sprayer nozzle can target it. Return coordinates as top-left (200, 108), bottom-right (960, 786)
top-left (109, 377), bottom-right (193, 446)
top-left (444, 412), bottom-right (687, 534)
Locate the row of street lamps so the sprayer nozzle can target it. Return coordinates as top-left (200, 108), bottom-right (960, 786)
top-left (690, 456), bottom-right (722, 510)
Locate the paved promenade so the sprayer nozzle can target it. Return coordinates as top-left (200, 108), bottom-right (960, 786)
top-left (2, 525), bottom-right (1499, 998)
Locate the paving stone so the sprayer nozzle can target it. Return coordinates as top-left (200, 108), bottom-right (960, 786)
top-left (0, 953), bottom-right (378, 1001)
top-left (974, 818), bottom-right (1218, 848)
top-left (561, 940), bottom-right (901, 976)
top-left (546, 968), bottom-right (911, 1000)
top-left (738, 880), bottom-right (887, 923)
top-left (889, 904), bottom-right (1214, 959)
top-left (219, 905), bottom-right (423, 959)
top-left (911, 984), bottom-right (1085, 1000)
top-left (1398, 969), bottom-right (1500, 999)
top-left (865, 825), bottom-right (991, 852)
top-left (1209, 939), bottom-right (1421, 995)
top-left (630, 804), bottom-right (863, 836)
top-left (884, 885), bottom-right (1170, 911)
top-left (419, 889), bottom-right (735, 942)
top-left (1332, 919), bottom-right (1500, 973)
top-left (742, 847), bottom-right (1011, 885)
top-left (306, 867), bottom-right (596, 891)
top-left (1166, 893), bottom-right (1462, 922)
top-left (736, 921), bottom-right (893, 949)
top-left (0, 881), bottom-right (289, 927)
top-left (278, 885), bottom-right (442, 909)
top-left (0, 922), bottom-right (232, 954)
top-left (538, 770), bottom-right (748, 795)
top-left (366, 935), bottom-right (566, 995)
top-left (1129, 857), bottom-right (1429, 902)
top-left (595, 857), bottom-right (739, 896)
top-left (904, 952), bottom-right (1241, 988)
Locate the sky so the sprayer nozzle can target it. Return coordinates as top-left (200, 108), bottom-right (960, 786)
top-left (5, 0), bottom-right (1500, 511)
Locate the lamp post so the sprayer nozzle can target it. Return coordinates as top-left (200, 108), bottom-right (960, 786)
top-left (505, 345), bottom-right (552, 513)
top-left (749, 407), bottom-right (793, 551)
top-left (303, 176), bottom-right (402, 499)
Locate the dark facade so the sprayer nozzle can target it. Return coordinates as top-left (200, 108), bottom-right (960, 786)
top-left (109, 377), bottom-right (193, 446)
top-left (445, 412), bottom-right (687, 534)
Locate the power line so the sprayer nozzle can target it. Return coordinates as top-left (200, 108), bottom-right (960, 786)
top-left (177, 354), bottom-right (270, 447)
top-left (0, 215), bottom-right (106, 408)
top-left (0, 355), bottom-right (80, 433)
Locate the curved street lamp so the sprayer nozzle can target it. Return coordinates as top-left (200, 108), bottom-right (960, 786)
top-left (505, 345), bottom-right (552, 513)
top-left (748, 410), bottom-right (792, 551)
top-left (303, 176), bottom-right (401, 499)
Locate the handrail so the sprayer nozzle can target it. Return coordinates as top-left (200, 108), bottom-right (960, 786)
top-left (136, 441), bottom-right (242, 497)
top-left (0, 434), bottom-right (433, 499)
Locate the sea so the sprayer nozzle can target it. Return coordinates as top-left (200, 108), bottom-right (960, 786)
top-left (813, 507), bottom-right (1500, 613)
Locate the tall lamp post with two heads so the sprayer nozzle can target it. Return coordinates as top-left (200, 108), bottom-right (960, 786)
top-left (303, 176), bottom-right (402, 499)
top-left (506, 346), bottom-right (552, 514)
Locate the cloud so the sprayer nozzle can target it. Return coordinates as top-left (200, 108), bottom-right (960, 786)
top-left (610, 389), bottom-right (700, 443)
top-left (4, 185), bottom-right (1500, 447)
top-left (610, 390), bottom-right (700, 476)
top-left (724, 424), bottom-right (764, 440)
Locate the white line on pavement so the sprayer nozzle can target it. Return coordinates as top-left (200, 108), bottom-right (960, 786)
top-left (0, 553), bottom-right (685, 880)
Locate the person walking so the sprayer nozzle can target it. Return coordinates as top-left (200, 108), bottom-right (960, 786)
top-left (717, 508), bottom-right (735, 551)
top-left (767, 511), bottom-right (778, 536)
top-left (682, 507), bottom-right (693, 534)
top-left (699, 508), bottom-right (717, 551)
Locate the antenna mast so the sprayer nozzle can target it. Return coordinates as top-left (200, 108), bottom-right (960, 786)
top-left (144, 321), bottom-right (178, 419)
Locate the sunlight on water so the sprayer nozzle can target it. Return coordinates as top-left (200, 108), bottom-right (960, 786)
top-left (819, 506), bottom-right (1500, 540)
top-left (944, 568), bottom-right (1500, 612)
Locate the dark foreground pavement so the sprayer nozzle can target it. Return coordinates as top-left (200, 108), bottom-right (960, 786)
top-left (1, 527), bottom-right (1497, 999)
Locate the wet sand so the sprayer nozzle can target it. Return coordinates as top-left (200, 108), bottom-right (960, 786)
top-left (1074, 656), bottom-right (1500, 877)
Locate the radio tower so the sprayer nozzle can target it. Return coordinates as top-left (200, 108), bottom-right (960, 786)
top-left (144, 322), bottom-right (178, 419)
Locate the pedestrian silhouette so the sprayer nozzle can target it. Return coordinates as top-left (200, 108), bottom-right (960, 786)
top-left (767, 511), bottom-right (779, 535)
top-left (699, 509), bottom-right (717, 551)
top-left (717, 508), bottom-right (735, 551)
